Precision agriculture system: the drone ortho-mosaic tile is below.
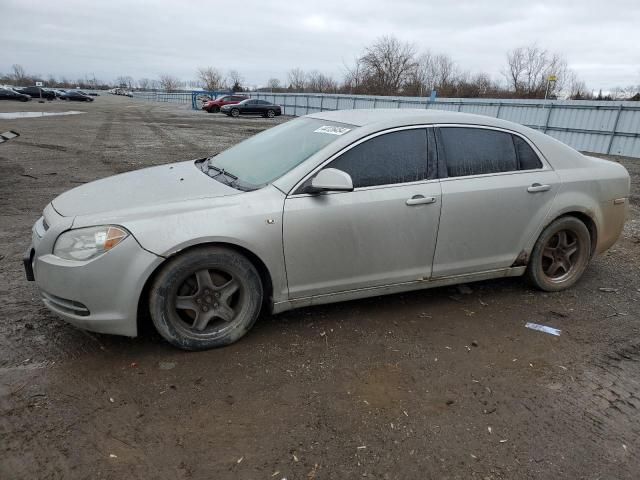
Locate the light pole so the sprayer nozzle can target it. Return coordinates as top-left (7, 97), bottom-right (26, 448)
top-left (544, 75), bottom-right (557, 100)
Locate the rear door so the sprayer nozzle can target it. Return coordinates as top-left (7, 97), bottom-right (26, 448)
top-left (244, 100), bottom-right (260, 113)
top-left (283, 127), bottom-right (442, 299)
top-left (432, 126), bottom-right (560, 277)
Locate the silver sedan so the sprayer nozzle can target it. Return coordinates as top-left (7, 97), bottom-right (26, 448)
top-left (25, 109), bottom-right (630, 350)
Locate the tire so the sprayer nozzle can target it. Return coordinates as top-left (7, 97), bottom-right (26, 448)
top-left (212, 106), bottom-right (220, 113)
top-left (230, 108), bottom-right (240, 117)
top-left (526, 216), bottom-right (591, 292)
top-left (149, 246), bottom-right (263, 350)
top-left (266, 109), bottom-right (275, 118)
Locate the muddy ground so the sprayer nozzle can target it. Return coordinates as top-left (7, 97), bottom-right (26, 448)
top-left (0, 95), bottom-right (639, 480)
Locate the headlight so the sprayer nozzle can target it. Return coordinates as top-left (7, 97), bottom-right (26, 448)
top-left (53, 226), bottom-right (129, 261)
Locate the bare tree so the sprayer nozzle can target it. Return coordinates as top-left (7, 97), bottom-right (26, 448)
top-left (266, 78), bottom-right (281, 90)
top-left (565, 71), bottom-right (589, 99)
top-left (138, 78), bottom-right (151, 90)
top-left (342, 58), bottom-right (365, 93)
top-left (287, 68), bottom-right (306, 91)
top-left (306, 70), bottom-right (337, 93)
top-left (504, 45), bottom-right (569, 98)
top-left (116, 76), bottom-right (133, 89)
top-left (159, 74), bottom-right (180, 92)
top-left (12, 64), bottom-right (28, 85)
top-left (197, 67), bottom-right (224, 91)
top-left (227, 70), bottom-right (244, 91)
top-left (405, 51), bottom-right (457, 96)
top-left (358, 36), bottom-right (417, 95)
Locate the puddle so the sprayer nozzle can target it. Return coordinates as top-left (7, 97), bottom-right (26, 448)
top-left (0, 111), bottom-right (85, 120)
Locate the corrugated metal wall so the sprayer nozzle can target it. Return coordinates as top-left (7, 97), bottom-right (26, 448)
top-left (132, 91), bottom-right (640, 158)
top-left (247, 93), bottom-right (640, 158)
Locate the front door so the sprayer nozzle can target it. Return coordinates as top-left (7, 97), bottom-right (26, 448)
top-left (283, 128), bottom-right (442, 299)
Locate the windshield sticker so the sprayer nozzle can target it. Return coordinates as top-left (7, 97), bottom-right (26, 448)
top-left (314, 126), bottom-right (351, 136)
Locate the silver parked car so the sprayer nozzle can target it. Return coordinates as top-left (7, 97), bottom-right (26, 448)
top-left (25, 110), bottom-right (629, 350)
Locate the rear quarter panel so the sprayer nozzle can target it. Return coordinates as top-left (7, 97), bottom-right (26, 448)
top-left (530, 130), bottom-right (630, 255)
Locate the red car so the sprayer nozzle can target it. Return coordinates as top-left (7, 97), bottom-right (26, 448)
top-left (202, 94), bottom-right (248, 113)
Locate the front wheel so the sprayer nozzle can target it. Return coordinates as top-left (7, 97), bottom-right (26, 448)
top-left (230, 108), bottom-right (240, 117)
top-left (266, 109), bottom-right (275, 118)
top-left (149, 246), bottom-right (263, 350)
top-left (526, 216), bottom-right (591, 292)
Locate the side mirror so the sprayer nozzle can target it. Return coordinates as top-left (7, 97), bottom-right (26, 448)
top-left (309, 168), bottom-right (354, 193)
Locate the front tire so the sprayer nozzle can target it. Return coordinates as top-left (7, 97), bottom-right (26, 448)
top-left (526, 216), bottom-right (591, 292)
top-left (266, 109), bottom-right (275, 118)
top-left (230, 108), bottom-right (240, 117)
top-left (149, 247), bottom-right (263, 350)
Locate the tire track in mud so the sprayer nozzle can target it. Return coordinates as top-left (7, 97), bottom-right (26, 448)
top-left (581, 343), bottom-right (640, 436)
top-left (90, 111), bottom-right (115, 167)
top-left (138, 106), bottom-right (201, 153)
top-left (548, 341), bottom-right (640, 476)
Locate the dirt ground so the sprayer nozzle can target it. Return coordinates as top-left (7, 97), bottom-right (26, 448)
top-left (0, 95), bottom-right (639, 480)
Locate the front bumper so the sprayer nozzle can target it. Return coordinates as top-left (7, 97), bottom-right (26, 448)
top-left (28, 215), bottom-right (163, 337)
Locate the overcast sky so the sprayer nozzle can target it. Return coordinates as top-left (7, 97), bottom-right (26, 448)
top-left (1, 0), bottom-right (638, 90)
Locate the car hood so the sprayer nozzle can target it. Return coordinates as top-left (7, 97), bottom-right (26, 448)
top-left (52, 160), bottom-right (240, 217)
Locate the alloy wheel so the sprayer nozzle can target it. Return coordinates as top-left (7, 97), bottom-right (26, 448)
top-left (173, 268), bottom-right (241, 332)
top-left (541, 229), bottom-right (581, 282)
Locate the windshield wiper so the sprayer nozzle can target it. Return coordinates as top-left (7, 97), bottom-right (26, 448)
top-left (202, 157), bottom-right (259, 191)
top-left (207, 164), bottom-right (238, 180)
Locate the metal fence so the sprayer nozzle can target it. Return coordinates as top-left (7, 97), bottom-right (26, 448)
top-left (132, 91), bottom-right (640, 158)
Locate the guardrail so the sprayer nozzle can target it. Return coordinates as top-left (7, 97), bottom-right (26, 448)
top-left (132, 91), bottom-right (640, 157)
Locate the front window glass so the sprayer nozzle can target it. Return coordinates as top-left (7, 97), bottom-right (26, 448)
top-left (208, 117), bottom-right (356, 188)
top-left (328, 129), bottom-right (429, 188)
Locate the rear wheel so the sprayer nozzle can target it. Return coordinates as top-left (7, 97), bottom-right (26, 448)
top-left (149, 247), bottom-right (263, 350)
top-left (526, 216), bottom-right (591, 292)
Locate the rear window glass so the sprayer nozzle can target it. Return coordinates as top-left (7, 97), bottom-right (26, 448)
top-left (513, 136), bottom-right (543, 170)
top-left (439, 128), bottom-right (518, 177)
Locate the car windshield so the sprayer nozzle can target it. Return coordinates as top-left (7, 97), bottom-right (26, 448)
top-left (207, 117), bottom-right (356, 188)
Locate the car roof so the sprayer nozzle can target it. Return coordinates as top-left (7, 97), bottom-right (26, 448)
top-left (307, 108), bottom-right (528, 132)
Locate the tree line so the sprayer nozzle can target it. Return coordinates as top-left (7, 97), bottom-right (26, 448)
top-left (2, 36), bottom-right (638, 100)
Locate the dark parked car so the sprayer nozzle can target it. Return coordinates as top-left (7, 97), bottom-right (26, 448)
top-left (202, 95), bottom-right (248, 113)
top-left (221, 99), bottom-right (282, 118)
top-left (0, 88), bottom-right (30, 102)
top-left (16, 86), bottom-right (56, 100)
top-left (61, 91), bottom-right (94, 102)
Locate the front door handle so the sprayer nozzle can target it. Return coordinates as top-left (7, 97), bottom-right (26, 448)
top-left (527, 183), bottom-right (551, 193)
top-left (406, 195), bottom-right (436, 206)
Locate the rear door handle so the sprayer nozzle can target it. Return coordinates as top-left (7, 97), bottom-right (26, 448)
top-left (527, 183), bottom-right (551, 193)
top-left (406, 195), bottom-right (436, 206)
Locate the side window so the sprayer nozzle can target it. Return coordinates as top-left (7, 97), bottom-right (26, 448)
top-left (513, 136), bottom-right (543, 170)
top-left (327, 129), bottom-right (429, 188)
top-left (439, 127), bottom-right (518, 177)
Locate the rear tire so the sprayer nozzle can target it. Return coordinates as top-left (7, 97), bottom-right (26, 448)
top-left (149, 246), bottom-right (263, 350)
top-left (526, 216), bottom-right (591, 292)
